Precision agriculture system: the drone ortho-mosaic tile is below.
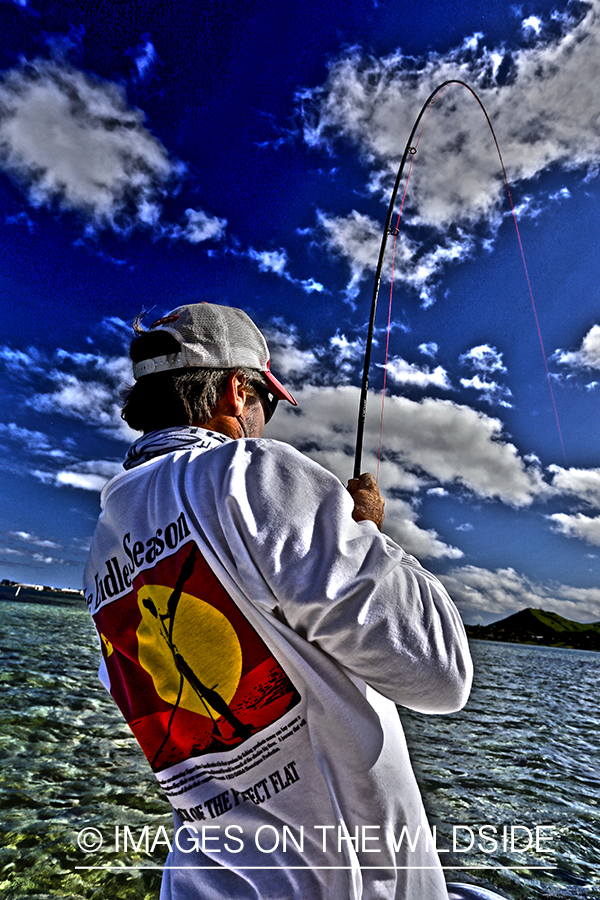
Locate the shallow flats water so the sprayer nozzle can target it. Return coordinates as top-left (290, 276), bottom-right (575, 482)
top-left (1, 599), bottom-right (598, 899)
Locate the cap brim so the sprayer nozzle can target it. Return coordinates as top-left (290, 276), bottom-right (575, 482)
top-left (264, 364), bottom-right (298, 406)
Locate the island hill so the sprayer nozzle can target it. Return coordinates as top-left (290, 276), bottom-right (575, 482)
top-left (466, 607), bottom-right (600, 652)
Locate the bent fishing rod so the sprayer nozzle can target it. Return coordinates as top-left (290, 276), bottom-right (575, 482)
top-left (353, 79), bottom-right (510, 480)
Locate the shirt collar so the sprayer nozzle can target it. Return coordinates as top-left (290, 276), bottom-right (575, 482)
top-left (123, 426), bottom-right (230, 470)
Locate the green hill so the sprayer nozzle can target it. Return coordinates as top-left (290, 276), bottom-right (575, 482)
top-left (466, 607), bottom-right (600, 651)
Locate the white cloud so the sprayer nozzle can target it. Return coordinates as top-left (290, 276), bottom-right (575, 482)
top-left (268, 384), bottom-right (546, 512)
top-left (31, 373), bottom-right (135, 442)
top-left (549, 187), bottom-right (571, 201)
top-left (32, 459), bottom-right (123, 493)
top-left (379, 394), bottom-right (541, 505)
top-left (317, 209), bottom-right (473, 303)
top-left (441, 564), bottom-right (600, 623)
top-left (459, 344), bottom-right (511, 406)
top-left (317, 210), bottom-right (399, 300)
top-left (547, 511), bottom-right (600, 547)
top-left (248, 247), bottom-right (325, 294)
top-left (548, 465), bottom-right (600, 505)
top-left (168, 208), bottom-right (227, 244)
top-left (300, 3), bottom-right (600, 293)
top-left (0, 542), bottom-right (67, 567)
top-left (263, 323), bottom-right (319, 383)
top-left (7, 530), bottom-right (62, 550)
top-left (0, 345), bottom-right (44, 378)
top-left (554, 323), bottom-right (600, 370)
top-left (0, 59), bottom-right (225, 243)
top-left (299, 278), bottom-right (325, 294)
top-left (0, 60), bottom-right (171, 224)
top-left (0, 422), bottom-right (58, 456)
top-left (249, 248), bottom-right (288, 275)
top-left (384, 497), bottom-right (463, 559)
top-left (419, 342), bottom-right (438, 358)
top-left (382, 357), bottom-right (451, 390)
top-left (460, 344), bottom-right (507, 374)
top-left (6, 346), bottom-right (137, 442)
top-left (459, 374), bottom-right (513, 408)
top-left (522, 16), bottom-right (542, 36)
top-left (329, 332), bottom-right (368, 377)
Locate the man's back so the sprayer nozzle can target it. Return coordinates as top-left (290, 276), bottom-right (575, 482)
top-left (85, 426), bottom-right (472, 899)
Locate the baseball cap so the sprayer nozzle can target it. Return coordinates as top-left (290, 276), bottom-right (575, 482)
top-left (132, 303), bottom-right (298, 406)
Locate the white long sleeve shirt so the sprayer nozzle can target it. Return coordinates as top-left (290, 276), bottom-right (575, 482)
top-left (84, 427), bottom-right (473, 899)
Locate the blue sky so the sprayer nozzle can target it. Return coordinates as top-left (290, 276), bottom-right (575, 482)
top-left (1, 0), bottom-right (600, 625)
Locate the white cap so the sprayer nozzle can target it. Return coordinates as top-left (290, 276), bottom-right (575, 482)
top-left (133, 303), bottom-right (298, 406)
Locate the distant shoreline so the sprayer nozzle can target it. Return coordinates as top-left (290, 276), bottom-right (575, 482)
top-left (0, 584), bottom-right (85, 609)
top-left (2, 585), bottom-right (599, 652)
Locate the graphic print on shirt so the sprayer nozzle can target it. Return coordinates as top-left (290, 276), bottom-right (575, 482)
top-left (93, 540), bottom-right (301, 772)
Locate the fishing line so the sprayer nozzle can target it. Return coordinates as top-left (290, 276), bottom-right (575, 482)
top-left (358, 79), bottom-right (588, 582)
top-left (355, 80), bottom-right (567, 470)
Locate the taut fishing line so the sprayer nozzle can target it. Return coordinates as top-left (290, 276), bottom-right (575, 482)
top-left (354, 79), bottom-right (588, 580)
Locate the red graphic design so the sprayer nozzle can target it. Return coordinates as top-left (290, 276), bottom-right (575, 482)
top-left (94, 541), bottom-right (300, 771)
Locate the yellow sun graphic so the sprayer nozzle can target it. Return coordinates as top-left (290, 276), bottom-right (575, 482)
top-left (136, 585), bottom-right (243, 718)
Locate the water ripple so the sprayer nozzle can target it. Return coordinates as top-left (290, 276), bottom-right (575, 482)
top-left (1, 606), bottom-right (598, 899)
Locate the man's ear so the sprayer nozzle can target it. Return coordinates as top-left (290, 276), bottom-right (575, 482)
top-left (223, 371), bottom-right (247, 417)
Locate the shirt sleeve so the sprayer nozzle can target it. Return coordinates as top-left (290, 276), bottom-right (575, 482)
top-left (197, 438), bottom-right (473, 715)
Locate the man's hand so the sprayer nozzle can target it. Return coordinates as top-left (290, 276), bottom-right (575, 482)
top-left (347, 472), bottom-right (385, 531)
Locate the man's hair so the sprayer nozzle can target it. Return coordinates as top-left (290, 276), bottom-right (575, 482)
top-left (121, 330), bottom-right (261, 433)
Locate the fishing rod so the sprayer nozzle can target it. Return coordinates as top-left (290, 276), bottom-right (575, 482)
top-left (353, 79), bottom-right (513, 480)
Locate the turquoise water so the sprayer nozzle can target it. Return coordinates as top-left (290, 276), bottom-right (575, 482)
top-left (1, 600), bottom-right (598, 899)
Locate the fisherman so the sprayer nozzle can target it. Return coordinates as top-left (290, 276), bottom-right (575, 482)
top-left (84, 302), bottom-right (475, 900)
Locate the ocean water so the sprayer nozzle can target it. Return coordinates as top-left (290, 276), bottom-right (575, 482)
top-left (0, 599), bottom-right (598, 899)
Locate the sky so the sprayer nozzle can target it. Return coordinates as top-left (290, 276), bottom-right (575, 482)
top-left (1, 0), bottom-right (600, 626)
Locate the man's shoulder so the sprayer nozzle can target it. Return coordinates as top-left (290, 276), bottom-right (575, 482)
top-left (235, 438), bottom-right (339, 483)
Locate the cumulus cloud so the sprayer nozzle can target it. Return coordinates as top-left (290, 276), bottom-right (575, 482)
top-left (548, 465), bottom-right (600, 505)
top-left (382, 356), bottom-right (451, 390)
top-left (522, 16), bottom-right (542, 36)
top-left (0, 59), bottom-right (225, 242)
top-left (263, 322), bottom-right (319, 383)
top-left (0, 345), bottom-right (44, 379)
top-left (267, 384), bottom-right (547, 550)
top-left (547, 511), bottom-right (600, 546)
top-left (549, 186), bottom-right (571, 201)
top-left (419, 342), bottom-right (438, 358)
top-left (0, 543), bottom-right (68, 568)
top-left (299, 2), bottom-right (600, 296)
top-left (460, 344), bottom-right (507, 374)
top-left (377, 394), bottom-right (542, 505)
top-left (441, 564), bottom-right (600, 623)
top-left (554, 323), bottom-right (600, 370)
